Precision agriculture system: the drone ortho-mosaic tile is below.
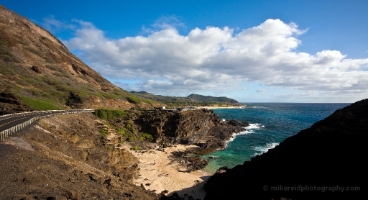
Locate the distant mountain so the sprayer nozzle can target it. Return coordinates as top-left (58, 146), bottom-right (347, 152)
top-left (131, 91), bottom-right (240, 105)
top-left (0, 5), bottom-right (157, 114)
top-left (187, 94), bottom-right (238, 103)
top-left (204, 99), bottom-right (367, 199)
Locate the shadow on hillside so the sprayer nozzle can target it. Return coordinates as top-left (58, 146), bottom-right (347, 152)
top-left (160, 175), bottom-right (210, 200)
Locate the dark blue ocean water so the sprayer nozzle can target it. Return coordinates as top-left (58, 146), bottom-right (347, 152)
top-left (202, 103), bottom-right (349, 173)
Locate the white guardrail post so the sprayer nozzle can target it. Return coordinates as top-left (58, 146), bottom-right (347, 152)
top-left (0, 109), bottom-right (94, 141)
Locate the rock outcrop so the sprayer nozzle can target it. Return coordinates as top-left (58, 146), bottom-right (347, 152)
top-left (137, 109), bottom-right (248, 154)
top-left (0, 90), bottom-right (32, 114)
top-left (203, 99), bottom-right (367, 200)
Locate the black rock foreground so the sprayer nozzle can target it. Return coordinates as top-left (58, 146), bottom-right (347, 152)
top-left (204, 99), bottom-right (367, 200)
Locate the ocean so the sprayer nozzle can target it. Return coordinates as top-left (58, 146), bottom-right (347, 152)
top-left (202, 103), bottom-right (350, 173)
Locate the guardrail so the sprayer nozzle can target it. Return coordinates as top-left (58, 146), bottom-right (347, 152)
top-left (0, 109), bottom-right (94, 141)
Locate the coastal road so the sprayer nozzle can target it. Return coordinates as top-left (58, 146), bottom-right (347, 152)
top-left (0, 112), bottom-right (58, 133)
top-left (0, 110), bottom-right (94, 140)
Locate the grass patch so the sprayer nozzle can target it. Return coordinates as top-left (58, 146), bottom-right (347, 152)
top-left (21, 96), bottom-right (61, 110)
top-left (126, 96), bottom-right (140, 104)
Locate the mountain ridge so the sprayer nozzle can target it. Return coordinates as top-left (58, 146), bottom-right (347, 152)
top-left (131, 91), bottom-right (240, 106)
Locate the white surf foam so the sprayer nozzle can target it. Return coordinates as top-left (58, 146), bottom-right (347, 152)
top-left (254, 142), bottom-right (279, 156)
top-left (247, 105), bottom-right (269, 109)
top-left (247, 123), bottom-right (264, 130)
top-left (225, 123), bottom-right (264, 144)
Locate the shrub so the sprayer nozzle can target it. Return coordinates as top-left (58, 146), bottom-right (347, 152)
top-left (99, 129), bottom-right (108, 136)
top-left (117, 128), bottom-right (128, 136)
top-left (65, 91), bottom-right (83, 108)
top-left (140, 132), bottom-right (154, 142)
top-left (94, 109), bottom-right (126, 121)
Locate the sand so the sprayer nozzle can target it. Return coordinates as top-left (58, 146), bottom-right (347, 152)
top-left (126, 144), bottom-right (211, 199)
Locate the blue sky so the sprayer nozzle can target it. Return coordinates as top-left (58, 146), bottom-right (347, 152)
top-left (1, 0), bottom-right (368, 103)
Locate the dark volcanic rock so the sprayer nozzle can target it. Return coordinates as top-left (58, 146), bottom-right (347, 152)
top-left (204, 99), bottom-right (368, 200)
top-left (0, 90), bottom-right (32, 114)
top-left (170, 150), bottom-right (209, 173)
top-left (138, 109), bottom-right (248, 154)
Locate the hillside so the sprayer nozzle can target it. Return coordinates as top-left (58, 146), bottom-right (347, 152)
top-left (0, 5), bottom-right (158, 114)
top-left (131, 91), bottom-right (240, 107)
top-left (0, 113), bottom-right (159, 199)
top-left (204, 99), bottom-right (367, 199)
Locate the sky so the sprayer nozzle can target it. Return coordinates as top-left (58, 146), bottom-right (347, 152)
top-left (1, 0), bottom-right (368, 103)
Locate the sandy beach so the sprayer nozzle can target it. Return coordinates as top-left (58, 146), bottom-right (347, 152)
top-left (125, 144), bottom-right (211, 199)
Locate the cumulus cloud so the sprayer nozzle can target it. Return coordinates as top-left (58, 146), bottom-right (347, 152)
top-left (63, 19), bottom-right (368, 100)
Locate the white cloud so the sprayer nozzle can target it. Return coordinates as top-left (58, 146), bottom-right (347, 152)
top-left (42, 15), bottom-right (76, 33)
top-left (63, 19), bottom-right (368, 101)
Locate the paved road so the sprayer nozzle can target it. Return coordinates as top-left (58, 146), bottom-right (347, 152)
top-left (0, 110), bottom-right (94, 140)
top-left (0, 112), bottom-right (54, 132)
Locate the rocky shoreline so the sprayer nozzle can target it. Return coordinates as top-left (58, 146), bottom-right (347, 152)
top-left (0, 108), bottom-right (249, 199)
top-left (133, 109), bottom-right (249, 154)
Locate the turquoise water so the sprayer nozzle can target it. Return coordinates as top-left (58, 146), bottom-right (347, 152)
top-left (203, 103), bottom-right (349, 173)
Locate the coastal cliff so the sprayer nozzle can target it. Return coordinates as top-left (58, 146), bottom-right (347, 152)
top-left (109, 109), bottom-right (249, 154)
top-left (203, 99), bottom-right (367, 199)
top-left (0, 108), bottom-right (249, 199)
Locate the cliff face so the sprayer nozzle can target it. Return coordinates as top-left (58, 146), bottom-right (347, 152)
top-left (0, 5), bottom-right (154, 112)
top-left (137, 109), bottom-right (248, 154)
top-left (204, 99), bottom-right (368, 199)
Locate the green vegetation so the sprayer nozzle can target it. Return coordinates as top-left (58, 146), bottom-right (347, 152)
top-left (99, 129), bottom-right (108, 136)
top-left (21, 96), bottom-right (62, 110)
top-left (93, 109), bottom-right (155, 150)
top-left (130, 146), bottom-right (141, 151)
top-left (125, 119), bottom-right (137, 134)
top-left (140, 132), bottom-right (154, 142)
top-left (117, 128), bottom-right (128, 136)
top-left (126, 96), bottom-right (140, 104)
top-left (94, 109), bottom-right (127, 121)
